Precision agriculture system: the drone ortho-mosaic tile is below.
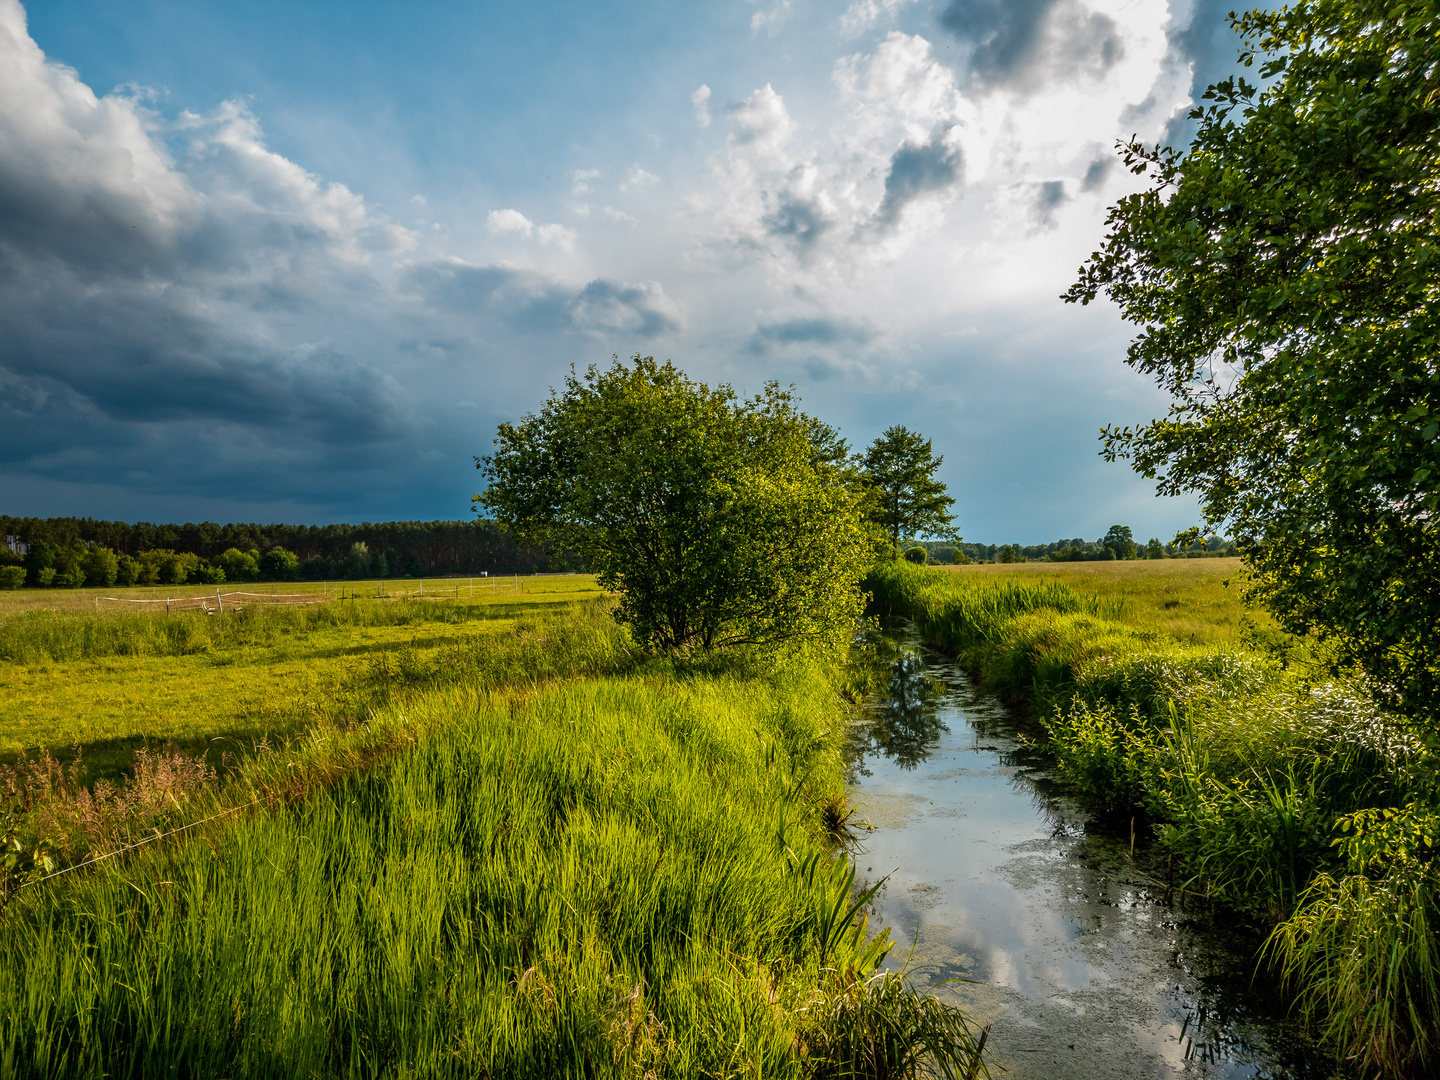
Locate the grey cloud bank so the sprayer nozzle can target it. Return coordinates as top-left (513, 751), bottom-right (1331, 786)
top-left (939, 0), bottom-right (1125, 88)
top-left (0, 0), bottom-right (1249, 540)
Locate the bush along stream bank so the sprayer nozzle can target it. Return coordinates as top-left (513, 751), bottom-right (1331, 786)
top-left (864, 561), bottom-right (1440, 1079)
top-left (0, 599), bottom-right (989, 1079)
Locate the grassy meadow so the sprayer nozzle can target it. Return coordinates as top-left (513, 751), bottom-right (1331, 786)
top-left (868, 559), bottom-right (1439, 1077)
top-left (0, 575), bottom-right (606, 782)
top-left (941, 557), bottom-right (1265, 646)
top-left (0, 577), bottom-right (986, 1078)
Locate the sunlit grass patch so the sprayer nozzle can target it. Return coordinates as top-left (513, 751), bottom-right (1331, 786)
top-left (0, 572), bottom-right (606, 618)
top-left (0, 595), bottom-right (626, 786)
top-left (941, 557), bottom-right (1262, 646)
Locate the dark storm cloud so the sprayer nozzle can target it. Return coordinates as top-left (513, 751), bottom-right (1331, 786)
top-left (402, 262), bottom-right (572, 332)
top-left (1161, 0), bottom-right (1250, 149)
top-left (1032, 179), bottom-right (1068, 228)
top-left (0, 258), bottom-right (405, 439)
top-left (874, 131), bottom-right (963, 229)
top-left (748, 317), bottom-right (874, 353)
top-left (0, 9), bottom-right (427, 501)
top-left (762, 193), bottom-right (832, 254)
top-left (0, 240), bottom-right (415, 495)
top-left (1080, 156), bottom-right (1111, 192)
top-left (403, 261), bottom-right (682, 340)
top-left (938, 0), bottom-right (1124, 88)
top-left (570, 280), bottom-right (683, 338)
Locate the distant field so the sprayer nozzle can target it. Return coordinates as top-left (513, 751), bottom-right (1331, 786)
top-left (0, 572), bottom-right (600, 615)
top-left (0, 575), bottom-right (606, 781)
top-left (943, 557), bottom-right (1261, 646)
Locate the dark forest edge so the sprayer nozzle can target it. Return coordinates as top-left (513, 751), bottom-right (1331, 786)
top-left (0, 516), bottom-right (574, 589)
top-left (913, 530), bottom-right (1238, 565)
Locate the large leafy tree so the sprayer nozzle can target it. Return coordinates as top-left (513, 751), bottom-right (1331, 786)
top-left (475, 355), bottom-right (870, 651)
top-left (1066, 1), bottom-right (1440, 718)
top-left (860, 426), bottom-right (958, 549)
top-left (1102, 525), bottom-right (1136, 561)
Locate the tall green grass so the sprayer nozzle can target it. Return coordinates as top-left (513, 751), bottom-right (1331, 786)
top-left (864, 560), bottom-right (1133, 706)
top-left (0, 662), bottom-right (986, 1078)
top-left (867, 560), bottom-right (1440, 1077)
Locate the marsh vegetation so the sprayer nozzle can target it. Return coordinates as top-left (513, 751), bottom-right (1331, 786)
top-left (869, 560), bottom-right (1439, 1076)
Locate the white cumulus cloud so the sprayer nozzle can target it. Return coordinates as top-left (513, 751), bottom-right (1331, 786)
top-left (486, 208), bottom-right (535, 236)
top-left (691, 84), bottom-right (712, 128)
top-left (839, 0), bottom-right (919, 37)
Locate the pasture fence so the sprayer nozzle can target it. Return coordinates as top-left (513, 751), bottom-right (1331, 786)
top-left (96, 590), bottom-right (329, 615)
top-left (91, 576), bottom-right (528, 613)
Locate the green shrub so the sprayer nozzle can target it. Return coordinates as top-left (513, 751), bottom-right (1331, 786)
top-left (0, 566), bottom-right (24, 590)
top-left (260, 547), bottom-right (300, 581)
top-left (902, 546), bottom-right (927, 564)
top-left (1267, 803), bottom-right (1440, 1078)
top-left (1043, 700), bottom-right (1160, 813)
top-left (137, 549), bottom-right (201, 586)
top-left (80, 546), bottom-right (119, 588)
top-left (216, 548), bottom-right (260, 582)
top-left (53, 566), bottom-right (84, 588)
top-left (115, 555), bottom-right (140, 587)
top-left (344, 541), bottom-right (372, 579)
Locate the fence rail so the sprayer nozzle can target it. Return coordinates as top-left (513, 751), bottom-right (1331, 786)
top-left (89, 577), bottom-right (530, 612)
top-left (96, 590), bottom-right (328, 613)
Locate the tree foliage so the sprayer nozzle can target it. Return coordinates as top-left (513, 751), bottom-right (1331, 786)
top-left (1102, 524), bottom-right (1137, 561)
top-left (476, 356), bottom-right (870, 651)
top-left (1066, 1), bottom-right (1440, 716)
top-left (860, 426), bottom-right (958, 548)
top-left (0, 516), bottom-right (558, 578)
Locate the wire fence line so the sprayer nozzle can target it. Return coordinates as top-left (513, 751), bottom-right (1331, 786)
top-left (15, 799), bottom-right (262, 895)
top-left (98, 591), bottom-right (327, 604)
top-left (95, 590), bottom-right (328, 613)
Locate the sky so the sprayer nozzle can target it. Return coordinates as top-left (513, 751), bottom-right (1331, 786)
top-left (0, 0), bottom-right (1249, 543)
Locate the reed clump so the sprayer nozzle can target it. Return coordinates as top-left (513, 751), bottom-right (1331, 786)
top-left (865, 560), bottom-right (1440, 1077)
top-left (2, 744), bottom-right (216, 870)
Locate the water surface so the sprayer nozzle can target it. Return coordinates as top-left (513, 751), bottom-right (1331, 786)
top-left (847, 626), bottom-right (1337, 1079)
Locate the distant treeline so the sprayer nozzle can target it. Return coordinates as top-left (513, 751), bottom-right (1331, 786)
top-left (916, 529), bottom-right (1238, 565)
top-left (0, 516), bottom-right (571, 588)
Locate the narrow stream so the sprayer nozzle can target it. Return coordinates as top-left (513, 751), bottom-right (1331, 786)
top-left (847, 623), bottom-right (1336, 1080)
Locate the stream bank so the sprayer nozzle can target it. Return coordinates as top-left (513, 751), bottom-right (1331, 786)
top-left (848, 623), bottom-right (1337, 1079)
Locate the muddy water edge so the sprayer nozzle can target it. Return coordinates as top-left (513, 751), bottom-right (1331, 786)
top-left (846, 620), bottom-right (1340, 1080)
